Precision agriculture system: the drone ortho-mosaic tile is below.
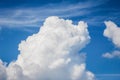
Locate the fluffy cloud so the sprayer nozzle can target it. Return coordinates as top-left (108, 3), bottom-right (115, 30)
top-left (103, 21), bottom-right (120, 59)
top-left (102, 50), bottom-right (120, 59)
top-left (104, 21), bottom-right (120, 48)
top-left (0, 16), bottom-right (94, 80)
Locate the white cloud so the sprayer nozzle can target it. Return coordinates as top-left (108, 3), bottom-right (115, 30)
top-left (0, 0), bottom-right (108, 28)
top-left (72, 64), bottom-right (85, 80)
top-left (103, 21), bottom-right (120, 59)
top-left (49, 58), bottom-right (71, 69)
top-left (0, 16), bottom-right (94, 80)
top-left (102, 21), bottom-right (120, 59)
top-left (0, 60), bottom-right (7, 80)
top-left (104, 21), bottom-right (120, 48)
top-left (102, 50), bottom-right (120, 59)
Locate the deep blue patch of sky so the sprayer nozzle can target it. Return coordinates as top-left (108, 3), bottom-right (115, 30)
top-left (0, 0), bottom-right (120, 79)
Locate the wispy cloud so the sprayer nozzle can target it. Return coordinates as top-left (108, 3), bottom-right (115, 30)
top-left (0, 0), bottom-right (109, 28)
top-left (102, 50), bottom-right (120, 59)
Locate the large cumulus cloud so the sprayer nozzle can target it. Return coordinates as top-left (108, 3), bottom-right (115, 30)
top-left (0, 16), bottom-right (94, 80)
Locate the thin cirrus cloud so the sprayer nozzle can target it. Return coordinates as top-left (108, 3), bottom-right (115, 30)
top-left (102, 21), bottom-right (120, 59)
top-left (0, 16), bottom-right (95, 80)
top-left (0, 0), bottom-right (109, 28)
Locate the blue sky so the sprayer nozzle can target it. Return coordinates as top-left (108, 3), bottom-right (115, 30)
top-left (0, 0), bottom-right (120, 80)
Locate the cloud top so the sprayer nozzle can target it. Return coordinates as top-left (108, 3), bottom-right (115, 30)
top-left (0, 16), bottom-right (94, 80)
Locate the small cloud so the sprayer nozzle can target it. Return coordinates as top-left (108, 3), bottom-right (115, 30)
top-left (103, 21), bottom-right (120, 59)
top-left (102, 50), bottom-right (120, 59)
top-left (103, 21), bottom-right (120, 48)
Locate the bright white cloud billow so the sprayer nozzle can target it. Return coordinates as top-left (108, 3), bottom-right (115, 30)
top-left (103, 21), bottom-right (120, 59)
top-left (0, 16), bottom-right (94, 80)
